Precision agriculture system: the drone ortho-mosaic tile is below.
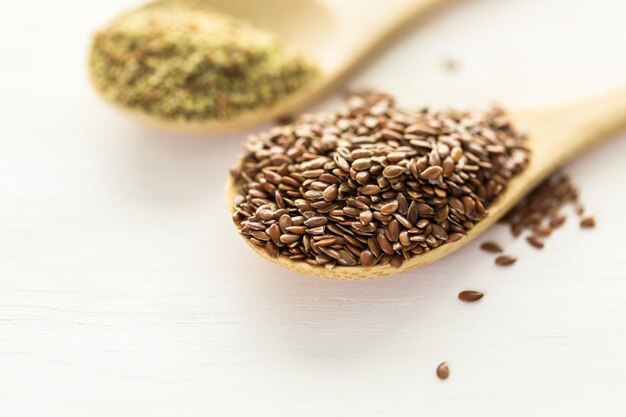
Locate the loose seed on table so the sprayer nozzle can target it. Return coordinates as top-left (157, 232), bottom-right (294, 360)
top-left (499, 173), bottom-right (593, 257)
top-left (580, 216), bottom-right (596, 228)
top-left (480, 242), bottom-right (503, 254)
top-left (526, 235), bottom-right (544, 249)
top-left (549, 214), bottom-right (566, 228)
top-left (495, 255), bottom-right (517, 266)
top-left (532, 224), bottom-right (552, 237)
top-left (458, 290), bottom-right (484, 302)
top-left (436, 362), bottom-right (450, 380)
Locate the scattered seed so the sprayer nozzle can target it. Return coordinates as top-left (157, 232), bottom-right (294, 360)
top-left (526, 235), bottom-right (544, 249)
top-left (532, 224), bottom-right (552, 237)
top-left (480, 242), bottom-right (502, 253)
top-left (436, 362), bottom-right (450, 380)
top-left (549, 214), bottom-right (566, 229)
top-left (458, 290), bottom-right (484, 302)
top-left (497, 173), bottom-right (594, 266)
top-left (574, 202), bottom-right (585, 215)
top-left (495, 255), bottom-right (517, 266)
top-left (580, 216), bottom-right (596, 228)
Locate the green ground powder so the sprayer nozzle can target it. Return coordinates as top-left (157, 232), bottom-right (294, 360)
top-left (89, 0), bottom-right (320, 122)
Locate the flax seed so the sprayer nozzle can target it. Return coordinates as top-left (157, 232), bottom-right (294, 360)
top-left (580, 216), bottom-right (595, 228)
top-left (526, 235), bottom-right (544, 249)
top-left (495, 255), bottom-right (517, 266)
top-left (458, 291), bottom-right (484, 302)
top-left (232, 92), bottom-right (529, 268)
top-left (480, 242), bottom-right (502, 254)
top-left (436, 362), bottom-right (450, 380)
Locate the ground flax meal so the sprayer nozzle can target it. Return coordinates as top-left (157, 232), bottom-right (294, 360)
top-left (89, 0), bottom-right (320, 122)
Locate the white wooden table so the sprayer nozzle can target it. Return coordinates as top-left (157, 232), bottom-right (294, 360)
top-left (1, 0), bottom-right (625, 415)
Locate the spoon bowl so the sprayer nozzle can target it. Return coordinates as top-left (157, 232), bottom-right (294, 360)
top-left (226, 87), bottom-right (626, 279)
top-left (92, 0), bottom-right (452, 133)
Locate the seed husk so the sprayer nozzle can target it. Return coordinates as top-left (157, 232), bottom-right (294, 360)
top-left (436, 362), bottom-right (450, 380)
top-left (458, 290), bottom-right (484, 302)
top-left (232, 92), bottom-right (529, 268)
top-left (495, 255), bottom-right (517, 266)
top-left (480, 241), bottom-right (503, 254)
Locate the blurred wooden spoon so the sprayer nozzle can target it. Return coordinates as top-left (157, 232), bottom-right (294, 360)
top-left (92, 0), bottom-right (452, 133)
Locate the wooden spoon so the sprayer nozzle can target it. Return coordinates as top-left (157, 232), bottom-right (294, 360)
top-left (95, 0), bottom-right (452, 133)
top-left (226, 87), bottom-right (626, 279)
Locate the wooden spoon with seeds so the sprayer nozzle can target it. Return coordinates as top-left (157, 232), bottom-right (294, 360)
top-left (92, 0), bottom-right (452, 133)
top-left (226, 87), bottom-right (626, 279)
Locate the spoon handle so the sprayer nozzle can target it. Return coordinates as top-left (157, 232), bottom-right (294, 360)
top-left (515, 86), bottom-right (626, 179)
top-left (316, 0), bottom-right (450, 68)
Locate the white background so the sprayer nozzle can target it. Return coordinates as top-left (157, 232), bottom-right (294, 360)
top-left (1, 0), bottom-right (626, 416)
